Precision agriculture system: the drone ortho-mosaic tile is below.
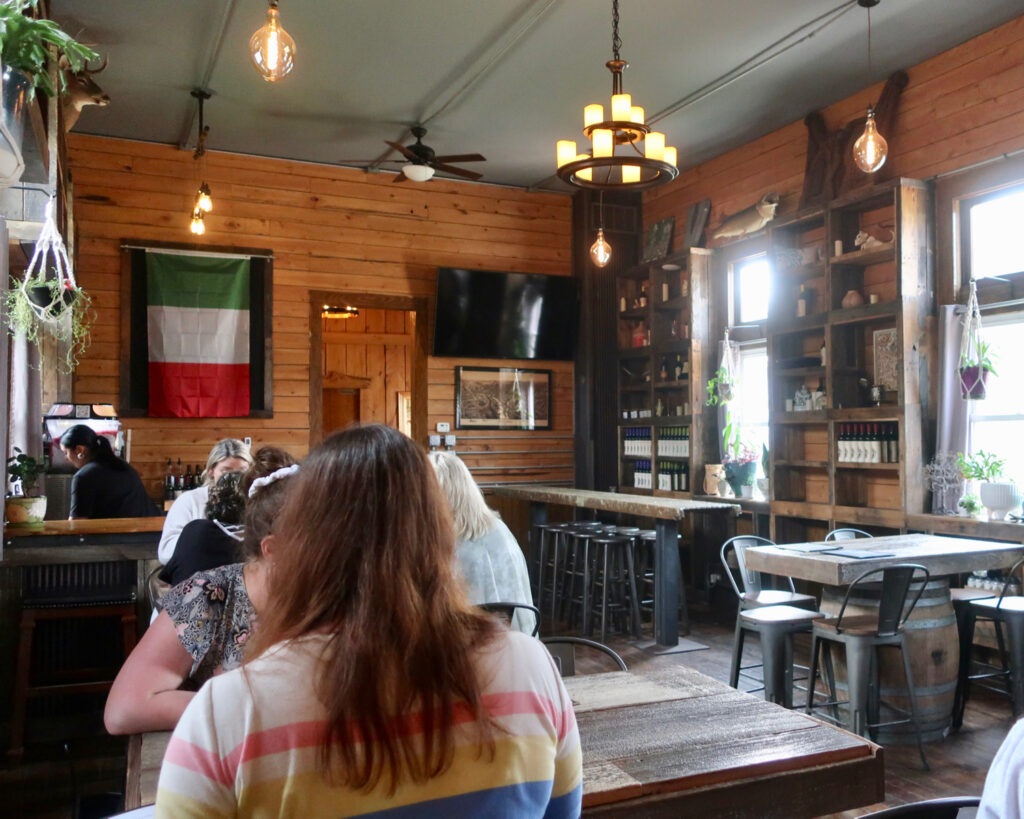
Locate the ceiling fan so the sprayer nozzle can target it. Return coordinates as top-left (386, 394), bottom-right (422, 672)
top-left (379, 126), bottom-right (486, 183)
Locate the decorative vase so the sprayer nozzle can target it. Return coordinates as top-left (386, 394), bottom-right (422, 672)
top-left (724, 461), bottom-right (757, 497)
top-left (740, 485), bottom-right (754, 498)
top-left (717, 479), bottom-right (733, 498)
top-left (841, 289), bottom-right (865, 309)
top-left (5, 495), bottom-right (47, 526)
top-left (979, 482), bottom-right (1023, 521)
top-left (959, 366), bottom-right (990, 400)
top-left (704, 464), bottom-right (725, 495)
top-left (0, 66), bottom-right (31, 187)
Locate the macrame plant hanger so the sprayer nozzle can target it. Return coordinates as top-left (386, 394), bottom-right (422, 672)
top-left (958, 278), bottom-right (986, 400)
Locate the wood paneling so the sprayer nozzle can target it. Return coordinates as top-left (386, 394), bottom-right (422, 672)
top-left (67, 136), bottom-right (574, 493)
top-left (644, 15), bottom-right (1024, 262)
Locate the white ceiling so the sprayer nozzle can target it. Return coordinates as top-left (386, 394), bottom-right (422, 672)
top-left (51, 0), bottom-right (1024, 192)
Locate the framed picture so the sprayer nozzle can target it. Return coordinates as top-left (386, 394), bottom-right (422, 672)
top-left (455, 366), bottom-right (552, 430)
top-left (873, 328), bottom-right (899, 392)
top-left (641, 217), bottom-right (675, 262)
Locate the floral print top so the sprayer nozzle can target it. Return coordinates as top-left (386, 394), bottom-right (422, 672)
top-left (158, 563), bottom-right (256, 688)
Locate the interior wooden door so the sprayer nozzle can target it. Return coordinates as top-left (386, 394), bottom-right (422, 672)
top-left (322, 389), bottom-right (360, 436)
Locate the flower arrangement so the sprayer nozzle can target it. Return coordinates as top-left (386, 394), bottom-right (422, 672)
top-left (957, 451), bottom-right (1005, 483)
top-left (723, 444), bottom-right (758, 495)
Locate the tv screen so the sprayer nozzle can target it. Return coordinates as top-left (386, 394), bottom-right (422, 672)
top-left (433, 268), bottom-right (577, 360)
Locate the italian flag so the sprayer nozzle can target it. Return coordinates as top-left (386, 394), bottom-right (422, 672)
top-left (146, 252), bottom-right (250, 418)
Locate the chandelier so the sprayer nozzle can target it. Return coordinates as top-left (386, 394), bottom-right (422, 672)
top-left (555, 0), bottom-right (679, 191)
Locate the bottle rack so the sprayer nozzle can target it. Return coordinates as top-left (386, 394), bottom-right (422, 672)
top-left (766, 178), bottom-right (934, 539)
top-left (615, 248), bottom-right (712, 496)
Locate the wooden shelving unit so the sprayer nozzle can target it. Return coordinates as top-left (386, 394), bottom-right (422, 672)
top-left (615, 248), bottom-right (712, 496)
top-left (766, 178), bottom-right (934, 540)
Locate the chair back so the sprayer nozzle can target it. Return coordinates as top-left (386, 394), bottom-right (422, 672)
top-left (995, 557), bottom-right (1024, 609)
top-left (541, 636), bottom-right (627, 677)
top-left (720, 535), bottom-right (790, 598)
top-left (835, 563), bottom-right (930, 637)
top-left (477, 602), bottom-right (541, 637)
top-left (825, 528), bottom-right (872, 542)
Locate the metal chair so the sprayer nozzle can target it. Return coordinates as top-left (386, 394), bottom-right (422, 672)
top-left (805, 563), bottom-right (930, 770)
top-left (860, 796), bottom-right (979, 817)
top-left (825, 527), bottom-right (873, 541)
top-left (477, 601), bottom-right (541, 637)
top-left (720, 535), bottom-right (818, 611)
top-left (541, 635), bottom-right (627, 677)
top-left (955, 558), bottom-right (1024, 725)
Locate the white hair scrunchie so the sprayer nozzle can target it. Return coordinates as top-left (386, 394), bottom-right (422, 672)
top-left (248, 464), bottom-right (299, 498)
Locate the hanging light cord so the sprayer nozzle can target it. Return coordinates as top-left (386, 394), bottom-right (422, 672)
top-left (611, 0), bottom-right (621, 62)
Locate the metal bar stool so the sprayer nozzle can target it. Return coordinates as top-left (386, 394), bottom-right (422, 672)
top-left (588, 533), bottom-right (642, 643)
top-left (533, 522), bottom-right (572, 625)
top-left (737, 605), bottom-right (824, 707)
top-left (560, 523), bottom-right (610, 631)
top-left (956, 558), bottom-right (1024, 726)
top-left (805, 563), bottom-right (930, 771)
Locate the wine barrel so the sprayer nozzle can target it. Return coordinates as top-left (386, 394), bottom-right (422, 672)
top-left (820, 577), bottom-right (958, 743)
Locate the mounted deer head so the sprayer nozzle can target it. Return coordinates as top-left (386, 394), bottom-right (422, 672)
top-left (58, 55), bottom-right (110, 132)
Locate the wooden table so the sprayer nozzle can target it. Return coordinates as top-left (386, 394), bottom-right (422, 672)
top-left (491, 486), bottom-right (738, 646)
top-left (125, 666), bottom-right (882, 817)
top-left (1, 517), bottom-right (164, 565)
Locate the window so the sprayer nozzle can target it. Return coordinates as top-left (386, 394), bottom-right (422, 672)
top-left (966, 185), bottom-right (1024, 281)
top-left (734, 257), bottom-right (771, 324)
top-left (736, 343), bottom-right (769, 473)
top-left (968, 311), bottom-right (1024, 484)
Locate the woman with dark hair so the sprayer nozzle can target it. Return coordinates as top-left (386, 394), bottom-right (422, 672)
top-left (60, 424), bottom-right (158, 519)
top-left (103, 447), bottom-right (297, 736)
top-left (157, 471), bottom-right (245, 587)
top-left (157, 425), bottom-right (581, 817)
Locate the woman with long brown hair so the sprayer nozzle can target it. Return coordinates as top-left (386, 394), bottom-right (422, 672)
top-left (156, 425), bottom-right (581, 817)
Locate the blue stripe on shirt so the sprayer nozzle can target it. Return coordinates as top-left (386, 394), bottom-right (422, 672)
top-left (357, 779), bottom-right (580, 818)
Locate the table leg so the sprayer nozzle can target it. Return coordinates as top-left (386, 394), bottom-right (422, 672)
top-left (654, 519), bottom-right (682, 647)
top-left (529, 501), bottom-right (548, 594)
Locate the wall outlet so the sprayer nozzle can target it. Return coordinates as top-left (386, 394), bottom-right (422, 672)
top-left (444, 434), bottom-right (456, 448)
top-left (243, 436), bottom-right (252, 447)
top-left (428, 434), bottom-right (441, 448)
top-left (436, 422), bottom-right (450, 433)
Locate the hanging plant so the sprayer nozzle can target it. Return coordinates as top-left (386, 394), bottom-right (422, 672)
top-left (705, 330), bottom-right (743, 459)
top-left (958, 279), bottom-right (995, 400)
top-left (3, 197), bottom-right (93, 372)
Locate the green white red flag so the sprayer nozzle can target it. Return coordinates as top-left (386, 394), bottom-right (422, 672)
top-left (146, 252), bottom-right (250, 417)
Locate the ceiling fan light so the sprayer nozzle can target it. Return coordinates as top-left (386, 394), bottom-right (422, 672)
top-left (402, 164), bottom-right (435, 182)
top-left (250, 1), bottom-right (296, 82)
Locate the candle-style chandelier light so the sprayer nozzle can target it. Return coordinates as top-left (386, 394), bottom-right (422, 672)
top-left (555, 0), bottom-right (679, 192)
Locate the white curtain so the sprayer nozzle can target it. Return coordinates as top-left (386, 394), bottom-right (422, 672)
top-left (933, 304), bottom-right (969, 513)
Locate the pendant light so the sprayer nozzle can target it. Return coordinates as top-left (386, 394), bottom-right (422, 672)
top-left (590, 192), bottom-right (612, 267)
top-left (556, 0), bottom-right (679, 191)
top-left (853, 0), bottom-right (888, 173)
top-left (188, 89), bottom-right (212, 236)
top-left (250, 1), bottom-right (296, 82)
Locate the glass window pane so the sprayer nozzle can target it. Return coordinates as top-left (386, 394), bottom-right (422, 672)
top-left (737, 345), bottom-right (769, 471)
top-left (970, 315), bottom-right (1024, 419)
top-left (971, 420), bottom-right (1024, 485)
top-left (970, 188), bottom-right (1024, 280)
top-left (737, 258), bottom-right (770, 324)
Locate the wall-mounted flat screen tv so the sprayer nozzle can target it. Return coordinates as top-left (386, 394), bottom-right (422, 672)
top-left (433, 267), bottom-right (577, 361)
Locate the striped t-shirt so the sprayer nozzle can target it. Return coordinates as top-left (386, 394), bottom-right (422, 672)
top-left (156, 630), bottom-right (582, 817)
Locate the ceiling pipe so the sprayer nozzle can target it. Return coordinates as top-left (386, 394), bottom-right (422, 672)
top-left (177, 0), bottom-right (241, 149)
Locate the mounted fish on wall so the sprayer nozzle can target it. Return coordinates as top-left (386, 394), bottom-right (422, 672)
top-left (710, 192), bottom-right (780, 241)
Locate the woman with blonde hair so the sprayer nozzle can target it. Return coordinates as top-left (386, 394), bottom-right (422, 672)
top-left (429, 449), bottom-right (536, 634)
top-left (157, 425), bottom-right (580, 817)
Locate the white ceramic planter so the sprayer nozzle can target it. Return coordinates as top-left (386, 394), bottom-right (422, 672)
top-left (5, 495), bottom-right (47, 526)
top-left (979, 482), bottom-right (1023, 521)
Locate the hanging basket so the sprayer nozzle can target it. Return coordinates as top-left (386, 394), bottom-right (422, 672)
top-left (959, 365), bottom-right (991, 400)
top-left (27, 283), bottom-right (77, 317)
top-left (958, 279), bottom-right (994, 401)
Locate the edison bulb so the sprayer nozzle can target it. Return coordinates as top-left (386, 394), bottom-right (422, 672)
top-left (196, 183), bottom-right (212, 213)
top-left (250, 1), bottom-right (296, 82)
top-left (590, 228), bottom-right (611, 267)
top-left (853, 107), bottom-right (888, 173)
top-left (189, 211), bottom-right (206, 236)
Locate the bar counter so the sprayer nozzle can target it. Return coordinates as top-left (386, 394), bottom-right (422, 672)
top-left (2, 516), bottom-right (164, 565)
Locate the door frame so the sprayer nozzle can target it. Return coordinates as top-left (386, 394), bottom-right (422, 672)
top-left (309, 290), bottom-right (430, 448)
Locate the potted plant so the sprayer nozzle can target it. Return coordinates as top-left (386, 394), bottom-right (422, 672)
top-left (706, 366), bottom-right (735, 404)
top-left (959, 339), bottom-right (997, 400)
top-left (957, 494), bottom-right (984, 520)
top-left (957, 451), bottom-right (1021, 521)
top-left (4, 274), bottom-right (93, 371)
top-left (723, 445), bottom-right (758, 498)
top-left (5, 447), bottom-right (47, 525)
top-left (0, 1), bottom-right (99, 185)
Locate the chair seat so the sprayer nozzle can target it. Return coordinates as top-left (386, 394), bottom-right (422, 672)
top-left (740, 605), bottom-right (823, 625)
top-left (742, 589), bottom-right (817, 610)
top-left (971, 595), bottom-right (1024, 615)
top-left (951, 587), bottom-right (996, 603)
top-left (812, 614), bottom-right (892, 637)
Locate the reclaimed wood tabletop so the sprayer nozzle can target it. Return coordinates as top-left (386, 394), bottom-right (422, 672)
top-left (491, 485), bottom-right (739, 520)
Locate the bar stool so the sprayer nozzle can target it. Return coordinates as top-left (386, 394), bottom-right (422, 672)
top-left (533, 522), bottom-right (572, 624)
top-left (9, 561), bottom-right (138, 758)
top-left (955, 558), bottom-right (1024, 726)
top-left (736, 605), bottom-right (824, 707)
top-left (950, 583), bottom-right (997, 729)
top-left (588, 534), bottom-right (642, 642)
top-left (805, 563), bottom-right (930, 770)
top-left (560, 524), bottom-right (608, 631)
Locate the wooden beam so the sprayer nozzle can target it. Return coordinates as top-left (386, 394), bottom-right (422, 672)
top-left (323, 371), bottom-right (372, 390)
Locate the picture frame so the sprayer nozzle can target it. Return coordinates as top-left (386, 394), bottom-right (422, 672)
top-left (455, 366), bottom-right (552, 430)
top-left (873, 328), bottom-right (899, 392)
top-left (641, 216), bottom-right (675, 262)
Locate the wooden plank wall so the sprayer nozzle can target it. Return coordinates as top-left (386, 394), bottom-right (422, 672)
top-left (644, 14), bottom-right (1024, 264)
top-left (66, 136), bottom-right (574, 494)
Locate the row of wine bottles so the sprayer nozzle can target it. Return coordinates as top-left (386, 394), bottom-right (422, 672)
top-left (656, 427), bottom-right (690, 457)
top-left (631, 460), bottom-right (690, 491)
top-left (623, 427), bottom-right (653, 456)
top-left (164, 458), bottom-right (204, 500)
top-left (837, 423), bottom-right (899, 463)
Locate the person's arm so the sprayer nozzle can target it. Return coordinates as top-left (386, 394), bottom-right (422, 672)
top-left (158, 490), bottom-right (201, 564)
top-left (104, 610), bottom-right (197, 734)
top-left (68, 469), bottom-right (95, 520)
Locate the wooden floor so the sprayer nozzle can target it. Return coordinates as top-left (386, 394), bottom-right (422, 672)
top-left (582, 615), bottom-right (1011, 817)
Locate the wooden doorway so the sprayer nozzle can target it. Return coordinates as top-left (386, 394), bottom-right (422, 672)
top-left (309, 292), bottom-right (430, 447)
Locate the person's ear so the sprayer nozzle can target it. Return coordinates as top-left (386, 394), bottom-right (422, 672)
top-left (260, 534), bottom-right (277, 561)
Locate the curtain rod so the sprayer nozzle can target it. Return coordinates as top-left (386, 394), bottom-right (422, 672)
top-left (120, 245), bottom-right (272, 260)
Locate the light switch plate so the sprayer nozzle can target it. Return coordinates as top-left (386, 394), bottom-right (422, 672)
top-left (436, 422), bottom-right (451, 433)
top-left (444, 434), bottom-right (456, 447)
top-left (428, 434), bottom-right (442, 448)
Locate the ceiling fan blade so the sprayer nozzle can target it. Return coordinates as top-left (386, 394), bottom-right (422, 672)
top-left (384, 140), bottom-right (419, 163)
top-left (391, 172), bottom-right (409, 184)
top-left (433, 162), bottom-right (483, 181)
top-left (432, 153), bottom-right (486, 164)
